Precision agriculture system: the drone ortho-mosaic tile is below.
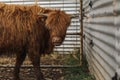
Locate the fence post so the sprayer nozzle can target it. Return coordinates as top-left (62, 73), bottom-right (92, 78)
top-left (80, 0), bottom-right (83, 66)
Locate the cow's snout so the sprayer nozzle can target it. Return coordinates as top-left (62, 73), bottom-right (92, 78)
top-left (52, 37), bottom-right (62, 46)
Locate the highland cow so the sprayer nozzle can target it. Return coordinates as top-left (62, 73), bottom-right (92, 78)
top-left (0, 2), bottom-right (71, 80)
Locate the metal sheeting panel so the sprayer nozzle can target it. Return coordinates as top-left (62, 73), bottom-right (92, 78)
top-left (114, 0), bottom-right (120, 79)
top-left (0, 0), bottom-right (80, 53)
top-left (83, 0), bottom-right (120, 80)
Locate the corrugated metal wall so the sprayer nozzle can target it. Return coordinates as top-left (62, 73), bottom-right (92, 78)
top-left (83, 0), bottom-right (120, 80)
top-left (0, 0), bottom-right (80, 53)
top-left (114, 0), bottom-right (120, 79)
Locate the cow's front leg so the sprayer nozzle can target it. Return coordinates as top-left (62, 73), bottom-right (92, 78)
top-left (28, 53), bottom-right (45, 80)
top-left (13, 52), bottom-right (26, 80)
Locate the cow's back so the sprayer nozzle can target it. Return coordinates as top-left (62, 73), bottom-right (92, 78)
top-left (0, 3), bottom-right (46, 54)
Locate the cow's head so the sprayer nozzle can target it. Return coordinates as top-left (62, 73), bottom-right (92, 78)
top-left (44, 10), bottom-right (71, 46)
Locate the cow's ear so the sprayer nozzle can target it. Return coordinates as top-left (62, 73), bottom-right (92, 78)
top-left (37, 13), bottom-right (51, 29)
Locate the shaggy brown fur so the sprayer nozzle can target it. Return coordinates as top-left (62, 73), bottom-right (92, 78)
top-left (0, 2), bottom-right (71, 80)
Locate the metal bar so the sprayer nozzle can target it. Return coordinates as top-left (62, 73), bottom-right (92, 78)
top-left (0, 65), bottom-right (80, 68)
top-left (54, 47), bottom-right (80, 49)
top-left (38, 13), bottom-right (79, 19)
top-left (54, 50), bottom-right (72, 52)
top-left (56, 44), bottom-right (80, 45)
top-left (80, 0), bottom-right (83, 66)
top-left (1, 1), bottom-right (80, 4)
top-left (63, 40), bottom-right (80, 42)
top-left (67, 32), bottom-right (81, 35)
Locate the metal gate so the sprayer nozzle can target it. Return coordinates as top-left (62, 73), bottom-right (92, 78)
top-left (0, 0), bottom-right (82, 80)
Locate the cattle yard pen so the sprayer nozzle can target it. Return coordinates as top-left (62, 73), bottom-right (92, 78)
top-left (2, 0), bottom-right (119, 80)
top-left (0, 0), bottom-right (119, 80)
top-left (0, 0), bottom-right (84, 80)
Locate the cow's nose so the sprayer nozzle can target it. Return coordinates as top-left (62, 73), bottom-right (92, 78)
top-left (52, 37), bottom-right (62, 46)
top-left (52, 37), bottom-right (61, 42)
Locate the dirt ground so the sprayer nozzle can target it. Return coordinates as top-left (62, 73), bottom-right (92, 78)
top-left (0, 54), bottom-right (69, 80)
top-left (0, 67), bottom-right (64, 80)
